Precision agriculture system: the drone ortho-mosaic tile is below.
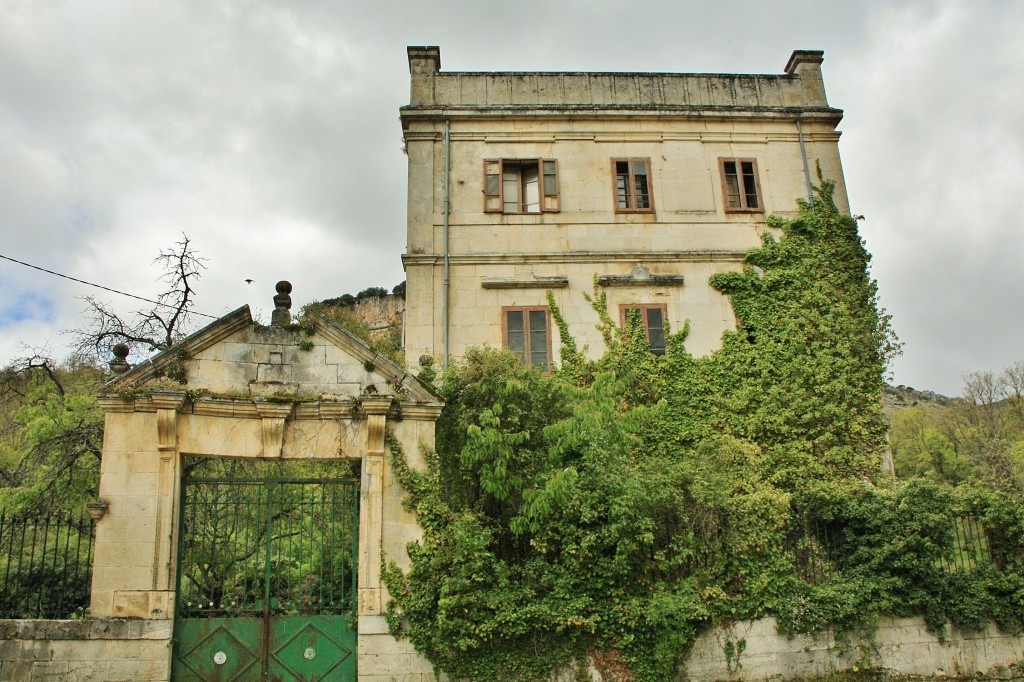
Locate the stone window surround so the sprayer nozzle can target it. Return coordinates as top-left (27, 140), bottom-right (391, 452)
top-left (501, 305), bottom-right (552, 371)
top-left (719, 157), bottom-right (765, 213)
top-left (619, 303), bottom-right (669, 356)
top-left (484, 158), bottom-right (560, 214)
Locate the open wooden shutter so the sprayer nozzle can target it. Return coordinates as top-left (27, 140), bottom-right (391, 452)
top-left (540, 159), bottom-right (559, 212)
top-left (484, 159), bottom-right (502, 213)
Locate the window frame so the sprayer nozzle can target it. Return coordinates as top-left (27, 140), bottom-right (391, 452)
top-left (501, 305), bottom-right (552, 371)
top-left (718, 158), bottom-right (764, 214)
top-left (484, 159), bottom-right (560, 214)
top-left (619, 303), bottom-right (668, 355)
top-left (611, 158), bottom-right (655, 214)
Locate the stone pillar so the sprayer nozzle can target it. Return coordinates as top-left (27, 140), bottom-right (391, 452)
top-left (357, 396), bottom-right (393, 616)
top-left (90, 391), bottom-right (186, 619)
top-left (407, 46), bottom-right (440, 105)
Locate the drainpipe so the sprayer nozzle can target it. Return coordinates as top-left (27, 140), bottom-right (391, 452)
top-left (443, 119), bottom-right (451, 368)
top-left (796, 118), bottom-right (814, 204)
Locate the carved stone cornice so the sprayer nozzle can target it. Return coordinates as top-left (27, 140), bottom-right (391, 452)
top-left (399, 404), bottom-right (444, 421)
top-left (597, 266), bottom-right (685, 288)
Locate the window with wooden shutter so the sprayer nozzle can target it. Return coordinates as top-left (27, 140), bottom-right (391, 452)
top-left (719, 158), bottom-right (764, 213)
top-left (502, 306), bottom-right (551, 370)
top-left (483, 159), bottom-right (559, 213)
top-left (612, 158), bottom-right (654, 213)
top-left (620, 304), bottom-right (668, 355)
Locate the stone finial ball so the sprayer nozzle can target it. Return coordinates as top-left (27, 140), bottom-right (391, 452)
top-left (111, 343), bottom-right (130, 359)
top-left (276, 281), bottom-right (292, 295)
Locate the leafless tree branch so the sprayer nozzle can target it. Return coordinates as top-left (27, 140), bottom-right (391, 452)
top-left (71, 234), bottom-right (207, 360)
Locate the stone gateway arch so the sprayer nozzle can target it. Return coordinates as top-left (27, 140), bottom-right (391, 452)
top-left (89, 293), bottom-right (441, 681)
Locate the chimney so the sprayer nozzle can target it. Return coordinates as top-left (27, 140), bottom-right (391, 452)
top-left (784, 50), bottom-right (828, 107)
top-left (407, 46), bottom-right (440, 75)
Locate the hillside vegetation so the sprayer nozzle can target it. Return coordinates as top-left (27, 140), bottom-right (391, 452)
top-left (886, 369), bottom-right (1024, 487)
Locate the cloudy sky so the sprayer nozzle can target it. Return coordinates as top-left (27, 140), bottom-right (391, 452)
top-left (1, 0), bottom-right (1020, 396)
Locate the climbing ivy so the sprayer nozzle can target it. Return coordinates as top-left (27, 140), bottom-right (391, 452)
top-left (382, 179), bottom-right (1024, 681)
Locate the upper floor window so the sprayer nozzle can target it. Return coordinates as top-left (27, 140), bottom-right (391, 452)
top-left (503, 306), bottom-right (551, 371)
top-left (484, 159), bottom-right (559, 213)
top-left (613, 158), bottom-right (654, 213)
top-left (620, 304), bottom-right (667, 355)
top-left (719, 158), bottom-right (763, 213)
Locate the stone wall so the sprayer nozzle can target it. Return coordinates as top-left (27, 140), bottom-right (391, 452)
top-left (0, 619), bottom-right (171, 682)
top-left (3, 615), bottom-right (1021, 681)
top-left (681, 616), bottom-right (1024, 681)
top-left (358, 616), bottom-right (436, 682)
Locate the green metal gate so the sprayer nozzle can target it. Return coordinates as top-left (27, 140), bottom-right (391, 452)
top-left (172, 477), bottom-right (359, 682)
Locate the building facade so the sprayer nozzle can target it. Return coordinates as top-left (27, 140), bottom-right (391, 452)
top-left (400, 46), bottom-right (849, 369)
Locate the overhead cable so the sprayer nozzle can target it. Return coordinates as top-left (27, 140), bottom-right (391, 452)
top-left (0, 252), bottom-right (219, 320)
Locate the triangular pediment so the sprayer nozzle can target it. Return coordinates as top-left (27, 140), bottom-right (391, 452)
top-left (101, 306), bottom-right (440, 405)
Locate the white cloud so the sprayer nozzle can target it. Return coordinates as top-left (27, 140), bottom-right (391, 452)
top-left (1, 0), bottom-right (1020, 395)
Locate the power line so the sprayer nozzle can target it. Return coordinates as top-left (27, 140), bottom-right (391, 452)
top-left (0, 252), bottom-right (220, 320)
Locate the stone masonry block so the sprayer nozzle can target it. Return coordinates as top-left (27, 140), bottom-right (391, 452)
top-left (27, 660), bottom-right (70, 680)
top-left (409, 651), bottom-right (437, 675)
top-left (358, 616), bottom-right (391, 636)
top-left (359, 653), bottom-right (412, 675)
top-left (18, 640), bottom-right (52, 661)
top-left (49, 639), bottom-right (107, 662)
top-left (1, 660), bottom-right (35, 680)
top-left (0, 640), bottom-right (20, 661)
top-left (91, 567), bottom-right (152, 592)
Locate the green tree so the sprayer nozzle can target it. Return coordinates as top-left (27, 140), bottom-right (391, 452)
top-left (0, 354), bottom-right (104, 515)
top-left (1, 236), bottom-right (207, 514)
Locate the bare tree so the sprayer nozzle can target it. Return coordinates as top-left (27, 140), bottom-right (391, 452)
top-left (73, 235), bottom-right (206, 359)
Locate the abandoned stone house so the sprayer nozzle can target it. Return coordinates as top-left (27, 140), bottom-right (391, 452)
top-left (400, 46), bottom-right (848, 370)
top-left (4, 47), bottom-right (1021, 682)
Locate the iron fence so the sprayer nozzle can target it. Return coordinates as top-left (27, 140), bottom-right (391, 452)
top-left (176, 477), bottom-right (359, 619)
top-left (786, 514), bottom-right (844, 583)
top-left (0, 509), bottom-right (95, 619)
top-left (938, 515), bottom-right (993, 573)
top-left (786, 512), bottom-right (995, 584)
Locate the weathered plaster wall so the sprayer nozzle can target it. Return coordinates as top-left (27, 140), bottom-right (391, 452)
top-left (0, 619), bottom-right (172, 682)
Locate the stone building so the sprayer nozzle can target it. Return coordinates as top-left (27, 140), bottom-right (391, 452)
top-left (400, 46), bottom-right (848, 369)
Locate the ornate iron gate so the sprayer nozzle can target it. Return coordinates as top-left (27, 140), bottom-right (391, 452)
top-left (172, 477), bottom-right (359, 682)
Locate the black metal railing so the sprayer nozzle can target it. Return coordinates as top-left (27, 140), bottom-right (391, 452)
top-left (938, 515), bottom-right (993, 573)
top-left (786, 512), bottom-right (996, 583)
top-left (0, 510), bottom-right (95, 619)
top-left (787, 515), bottom-right (844, 583)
